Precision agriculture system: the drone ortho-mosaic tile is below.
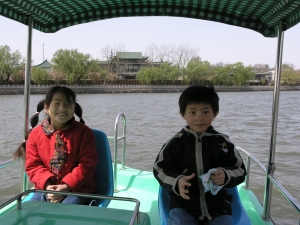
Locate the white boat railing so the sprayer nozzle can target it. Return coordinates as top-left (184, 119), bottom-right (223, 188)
top-left (107, 112), bottom-right (127, 192)
top-left (0, 189), bottom-right (141, 225)
top-left (0, 158), bottom-right (20, 169)
top-left (237, 147), bottom-right (300, 221)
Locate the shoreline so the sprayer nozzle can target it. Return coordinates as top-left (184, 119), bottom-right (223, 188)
top-left (0, 85), bottom-right (300, 95)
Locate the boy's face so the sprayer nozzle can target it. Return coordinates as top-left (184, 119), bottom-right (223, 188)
top-left (181, 103), bottom-right (217, 133)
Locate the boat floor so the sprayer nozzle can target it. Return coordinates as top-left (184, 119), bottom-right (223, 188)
top-left (108, 164), bottom-right (160, 225)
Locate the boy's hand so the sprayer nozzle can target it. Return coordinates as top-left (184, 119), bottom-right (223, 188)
top-left (210, 168), bottom-right (225, 185)
top-left (178, 173), bottom-right (195, 200)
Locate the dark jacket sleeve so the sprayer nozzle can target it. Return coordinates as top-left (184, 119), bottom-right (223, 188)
top-left (153, 134), bottom-right (185, 195)
top-left (219, 138), bottom-right (247, 188)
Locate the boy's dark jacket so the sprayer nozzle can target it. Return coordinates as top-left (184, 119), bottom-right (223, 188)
top-left (153, 126), bottom-right (246, 220)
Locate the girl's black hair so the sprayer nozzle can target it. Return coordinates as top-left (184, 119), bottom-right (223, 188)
top-left (179, 84), bottom-right (219, 116)
top-left (13, 86), bottom-right (84, 159)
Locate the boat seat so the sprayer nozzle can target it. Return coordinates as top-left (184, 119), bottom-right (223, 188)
top-left (91, 128), bottom-right (114, 207)
top-left (158, 186), bottom-right (252, 225)
top-left (23, 129), bottom-right (114, 207)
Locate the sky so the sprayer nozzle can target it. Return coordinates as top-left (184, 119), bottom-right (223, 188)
top-left (0, 15), bottom-right (299, 69)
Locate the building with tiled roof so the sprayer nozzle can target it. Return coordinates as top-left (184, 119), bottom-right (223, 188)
top-left (33, 59), bottom-right (52, 72)
top-left (110, 52), bottom-right (149, 79)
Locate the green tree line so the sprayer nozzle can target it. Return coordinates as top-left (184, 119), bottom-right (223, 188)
top-left (1, 45), bottom-right (299, 86)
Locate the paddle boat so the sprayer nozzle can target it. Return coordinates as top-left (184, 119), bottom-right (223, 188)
top-left (0, 1), bottom-right (300, 224)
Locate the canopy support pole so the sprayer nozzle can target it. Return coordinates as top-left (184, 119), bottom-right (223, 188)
top-left (262, 20), bottom-right (284, 220)
top-left (21, 16), bottom-right (33, 193)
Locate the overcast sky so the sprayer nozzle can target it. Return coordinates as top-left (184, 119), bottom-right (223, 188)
top-left (0, 15), bottom-right (299, 69)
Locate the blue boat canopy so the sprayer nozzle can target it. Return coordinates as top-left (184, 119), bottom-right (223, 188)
top-left (0, 0), bottom-right (299, 37)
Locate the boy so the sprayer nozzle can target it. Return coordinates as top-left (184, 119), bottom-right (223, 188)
top-left (153, 85), bottom-right (246, 225)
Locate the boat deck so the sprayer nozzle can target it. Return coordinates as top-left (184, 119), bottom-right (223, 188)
top-left (108, 164), bottom-right (160, 225)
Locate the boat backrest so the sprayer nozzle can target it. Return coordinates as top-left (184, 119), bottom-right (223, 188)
top-left (158, 186), bottom-right (251, 225)
top-left (91, 128), bottom-right (114, 207)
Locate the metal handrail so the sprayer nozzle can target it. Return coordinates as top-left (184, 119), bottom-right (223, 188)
top-left (107, 113), bottom-right (126, 192)
top-left (236, 147), bottom-right (300, 217)
top-left (0, 158), bottom-right (20, 169)
top-left (0, 189), bottom-right (140, 225)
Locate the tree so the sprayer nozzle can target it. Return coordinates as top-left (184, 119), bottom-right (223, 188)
top-left (136, 66), bottom-right (158, 84)
top-left (87, 60), bottom-right (110, 83)
top-left (212, 64), bottom-right (233, 86)
top-left (51, 68), bottom-right (65, 84)
top-left (0, 45), bottom-right (25, 83)
top-left (281, 64), bottom-right (300, 85)
top-left (155, 44), bottom-right (170, 63)
top-left (175, 43), bottom-right (199, 68)
top-left (281, 63), bottom-right (294, 71)
top-left (31, 67), bottom-right (51, 84)
top-left (136, 63), bottom-right (181, 85)
top-left (10, 69), bottom-right (25, 84)
top-left (144, 43), bottom-right (157, 66)
top-left (229, 62), bottom-right (255, 86)
top-left (144, 42), bottom-right (199, 68)
top-left (157, 63), bottom-right (181, 84)
top-left (52, 49), bottom-right (93, 84)
top-left (185, 57), bottom-right (214, 84)
top-left (100, 43), bottom-right (126, 69)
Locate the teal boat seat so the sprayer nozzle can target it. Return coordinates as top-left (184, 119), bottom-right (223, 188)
top-left (90, 129), bottom-right (114, 207)
top-left (158, 186), bottom-right (251, 225)
top-left (23, 129), bottom-right (114, 207)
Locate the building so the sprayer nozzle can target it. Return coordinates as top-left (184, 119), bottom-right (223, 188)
top-left (251, 64), bottom-right (274, 84)
top-left (99, 52), bottom-right (166, 80)
top-left (33, 59), bottom-right (52, 72)
top-left (110, 52), bottom-right (149, 79)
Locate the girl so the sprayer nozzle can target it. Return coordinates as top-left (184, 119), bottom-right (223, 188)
top-left (14, 86), bottom-right (98, 204)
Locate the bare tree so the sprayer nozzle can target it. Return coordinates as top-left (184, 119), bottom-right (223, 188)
top-left (144, 42), bottom-right (199, 68)
top-left (51, 67), bottom-right (65, 84)
top-left (113, 42), bottom-right (126, 54)
top-left (100, 43), bottom-right (126, 61)
top-left (155, 43), bottom-right (169, 62)
top-left (165, 44), bottom-right (177, 65)
top-left (175, 42), bottom-right (199, 68)
top-left (100, 44), bottom-right (113, 61)
top-left (144, 43), bottom-right (157, 66)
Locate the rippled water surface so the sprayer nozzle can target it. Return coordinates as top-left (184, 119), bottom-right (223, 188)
top-left (0, 91), bottom-right (299, 224)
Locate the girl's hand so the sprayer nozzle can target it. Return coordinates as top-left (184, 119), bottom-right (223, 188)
top-left (46, 184), bottom-right (71, 203)
top-left (177, 173), bottom-right (195, 200)
top-left (210, 168), bottom-right (225, 185)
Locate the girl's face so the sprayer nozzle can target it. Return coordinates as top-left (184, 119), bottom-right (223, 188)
top-left (44, 92), bottom-right (75, 130)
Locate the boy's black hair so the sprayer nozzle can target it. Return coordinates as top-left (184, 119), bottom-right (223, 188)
top-left (179, 85), bottom-right (219, 116)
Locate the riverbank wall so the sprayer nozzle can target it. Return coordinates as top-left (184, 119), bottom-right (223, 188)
top-left (0, 85), bottom-right (300, 95)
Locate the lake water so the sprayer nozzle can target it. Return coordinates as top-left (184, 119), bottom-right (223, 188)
top-left (0, 91), bottom-right (299, 225)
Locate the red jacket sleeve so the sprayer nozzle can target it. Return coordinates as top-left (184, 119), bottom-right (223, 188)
top-left (61, 127), bottom-right (98, 192)
top-left (25, 128), bottom-right (55, 189)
